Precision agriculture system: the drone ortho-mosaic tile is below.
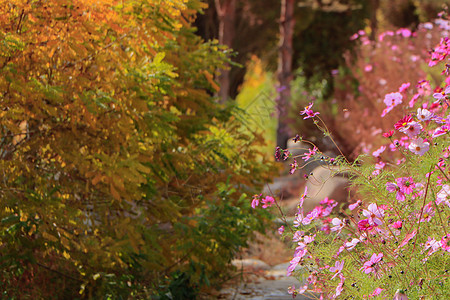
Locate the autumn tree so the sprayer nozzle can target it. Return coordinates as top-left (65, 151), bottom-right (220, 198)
top-left (0, 0), bottom-right (273, 297)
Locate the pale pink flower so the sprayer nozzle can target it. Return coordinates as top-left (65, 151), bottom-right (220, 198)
top-left (251, 194), bottom-right (260, 209)
top-left (432, 124), bottom-right (450, 138)
top-left (345, 238), bottom-right (360, 250)
top-left (436, 185), bottom-right (450, 207)
top-left (398, 82), bottom-right (410, 93)
top-left (278, 225), bottom-right (285, 235)
top-left (362, 203), bottom-right (384, 226)
top-left (393, 289), bottom-right (408, 300)
top-left (418, 202), bottom-right (434, 223)
top-left (399, 121), bottom-right (422, 137)
top-left (408, 138), bottom-right (429, 156)
top-left (349, 199), bottom-right (362, 210)
top-left (383, 92), bottom-right (403, 107)
top-left (433, 86), bottom-right (450, 102)
top-left (372, 145), bottom-right (386, 157)
top-left (329, 260), bottom-right (344, 279)
top-left (330, 218), bottom-right (344, 233)
top-left (361, 253), bottom-right (383, 274)
top-left (424, 237), bottom-right (441, 256)
top-left (369, 287), bottom-right (383, 297)
top-left (332, 273), bottom-right (345, 299)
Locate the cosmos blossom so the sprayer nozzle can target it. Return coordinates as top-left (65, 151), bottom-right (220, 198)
top-left (361, 253), bottom-right (383, 274)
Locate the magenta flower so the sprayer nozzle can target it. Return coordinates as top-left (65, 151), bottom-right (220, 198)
top-left (261, 195), bottom-right (275, 208)
top-left (398, 82), bottom-right (410, 92)
top-left (392, 220), bottom-right (403, 229)
top-left (394, 115), bottom-right (413, 130)
top-left (300, 103), bottom-right (320, 119)
top-left (362, 203), bottom-right (384, 226)
top-left (383, 130), bottom-right (394, 138)
top-left (289, 159), bottom-right (298, 175)
top-left (358, 219), bottom-right (374, 231)
top-left (361, 253), bottom-right (383, 274)
top-left (408, 138), bottom-right (430, 156)
top-left (302, 146), bottom-right (318, 161)
top-left (396, 177), bottom-right (415, 194)
top-left (329, 260), bottom-right (344, 279)
top-left (251, 194), bottom-right (260, 209)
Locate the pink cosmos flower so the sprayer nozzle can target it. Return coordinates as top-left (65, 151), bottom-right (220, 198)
top-left (432, 124), bottom-right (450, 138)
top-left (386, 182), bottom-right (405, 201)
top-left (392, 220), bottom-right (403, 229)
top-left (393, 289), bottom-right (408, 300)
top-left (287, 249), bottom-right (307, 276)
top-left (408, 138), bottom-right (430, 156)
top-left (441, 234), bottom-right (450, 252)
top-left (369, 287), bottom-right (384, 297)
top-left (330, 218), bottom-right (344, 233)
top-left (424, 237), bottom-right (441, 256)
top-left (358, 219), bottom-right (374, 231)
top-left (292, 231), bottom-right (303, 242)
top-left (278, 225), bottom-right (285, 235)
top-left (384, 92), bottom-right (403, 107)
top-left (364, 64), bottom-right (373, 72)
top-left (398, 230), bottom-right (417, 248)
top-left (251, 194), bottom-right (261, 209)
top-left (329, 260), bottom-right (344, 279)
top-left (399, 121), bottom-right (422, 137)
top-left (418, 202), bottom-right (434, 223)
top-left (433, 86), bottom-right (450, 102)
top-left (300, 103), bottom-right (320, 119)
top-left (372, 145), bottom-right (386, 157)
top-left (332, 273), bottom-right (345, 299)
top-left (394, 115), bottom-right (413, 130)
top-left (437, 185), bottom-right (450, 207)
top-left (396, 177), bottom-right (415, 194)
top-left (398, 82), bottom-right (410, 93)
top-left (349, 199), bottom-right (362, 210)
top-left (345, 238), bottom-right (360, 250)
top-left (362, 203), bottom-right (384, 226)
top-left (261, 196), bottom-right (275, 208)
top-left (383, 130), bottom-right (394, 138)
top-left (361, 253), bottom-right (383, 274)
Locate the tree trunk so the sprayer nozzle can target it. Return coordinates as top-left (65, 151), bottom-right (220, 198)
top-left (277, 0), bottom-right (295, 149)
top-left (369, 0), bottom-right (379, 41)
top-left (215, 0), bottom-right (236, 104)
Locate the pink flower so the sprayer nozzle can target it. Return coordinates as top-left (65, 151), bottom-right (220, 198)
top-left (392, 220), bottom-right (403, 229)
top-left (383, 130), bottom-right (394, 138)
top-left (369, 287), bottom-right (383, 297)
top-left (300, 103), bottom-right (320, 119)
top-left (386, 182), bottom-right (405, 201)
top-left (251, 194), bottom-right (260, 209)
top-left (398, 82), bottom-right (410, 93)
top-left (332, 273), bottom-right (345, 299)
top-left (357, 219), bottom-right (374, 231)
top-left (437, 185), bottom-right (450, 207)
top-left (432, 124), bottom-right (450, 138)
top-left (364, 64), bottom-right (373, 72)
top-left (329, 260), bottom-right (344, 279)
top-left (424, 237), bottom-right (441, 256)
top-left (362, 203), bottom-right (384, 226)
top-left (361, 253), bottom-right (383, 274)
top-left (441, 234), bottom-right (450, 252)
top-left (394, 115), bottom-right (413, 130)
top-left (372, 145), bottom-right (386, 157)
top-left (384, 92), bottom-right (403, 107)
top-left (408, 138), bottom-right (430, 156)
top-left (330, 218), bottom-right (344, 233)
top-left (349, 199), bottom-right (362, 210)
top-left (399, 121), bottom-right (422, 137)
top-left (396, 177), bottom-right (415, 194)
top-left (261, 196), bottom-right (275, 208)
top-left (289, 159), bottom-right (298, 175)
top-left (432, 86), bottom-right (450, 102)
top-left (418, 202), bottom-right (434, 222)
top-left (345, 238), bottom-right (360, 250)
top-left (278, 225), bottom-right (285, 235)
top-left (393, 289), bottom-right (408, 300)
